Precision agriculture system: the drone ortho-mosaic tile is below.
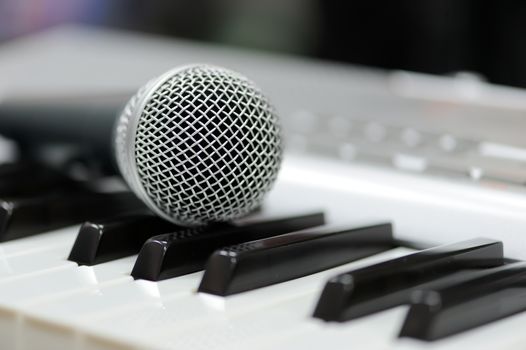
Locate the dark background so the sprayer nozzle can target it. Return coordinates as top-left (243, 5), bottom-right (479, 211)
top-left (1, 0), bottom-right (525, 88)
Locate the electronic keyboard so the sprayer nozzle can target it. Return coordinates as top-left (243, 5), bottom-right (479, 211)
top-left (2, 25), bottom-right (526, 350)
top-left (0, 150), bottom-right (525, 350)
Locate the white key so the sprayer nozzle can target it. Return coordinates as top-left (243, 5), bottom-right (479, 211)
top-left (0, 226), bottom-right (78, 256)
top-left (68, 248), bottom-right (414, 350)
top-left (143, 248), bottom-right (414, 350)
top-left (0, 256), bottom-right (136, 307)
top-left (0, 245), bottom-right (73, 278)
top-left (0, 225), bottom-right (79, 284)
top-left (23, 271), bottom-right (201, 317)
top-left (19, 273), bottom-right (203, 350)
top-left (152, 296), bottom-right (408, 350)
top-left (0, 256), bottom-right (137, 350)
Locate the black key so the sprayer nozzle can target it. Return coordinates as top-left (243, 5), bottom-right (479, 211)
top-left (68, 214), bottom-right (181, 265)
top-left (0, 162), bottom-right (79, 197)
top-left (198, 223), bottom-right (395, 296)
top-left (312, 238), bottom-right (503, 322)
top-left (131, 212), bottom-right (326, 281)
top-left (0, 191), bottom-right (147, 241)
top-left (400, 262), bottom-right (526, 341)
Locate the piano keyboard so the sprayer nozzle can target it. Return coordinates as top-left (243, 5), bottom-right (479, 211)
top-left (1, 153), bottom-right (526, 350)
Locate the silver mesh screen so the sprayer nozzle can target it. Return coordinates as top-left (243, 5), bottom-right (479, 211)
top-left (122, 65), bottom-right (282, 226)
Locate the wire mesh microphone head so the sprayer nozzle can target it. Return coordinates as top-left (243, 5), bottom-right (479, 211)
top-left (114, 64), bottom-right (282, 226)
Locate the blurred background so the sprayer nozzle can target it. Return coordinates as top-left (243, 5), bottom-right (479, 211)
top-left (1, 0), bottom-right (526, 88)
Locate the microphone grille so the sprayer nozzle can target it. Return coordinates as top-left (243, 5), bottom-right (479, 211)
top-left (115, 65), bottom-right (282, 226)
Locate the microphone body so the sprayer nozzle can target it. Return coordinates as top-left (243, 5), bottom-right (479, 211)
top-left (0, 93), bottom-right (132, 173)
top-left (0, 65), bottom-right (283, 226)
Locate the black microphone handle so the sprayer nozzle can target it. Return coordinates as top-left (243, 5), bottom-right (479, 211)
top-left (0, 92), bottom-right (133, 175)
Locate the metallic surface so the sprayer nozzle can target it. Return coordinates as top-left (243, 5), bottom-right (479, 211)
top-left (114, 65), bottom-right (282, 225)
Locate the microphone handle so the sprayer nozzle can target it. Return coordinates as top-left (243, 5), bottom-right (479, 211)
top-left (0, 92), bottom-right (133, 174)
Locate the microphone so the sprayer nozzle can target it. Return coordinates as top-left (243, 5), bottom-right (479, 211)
top-left (0, 64), bottom-right (283, 226)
